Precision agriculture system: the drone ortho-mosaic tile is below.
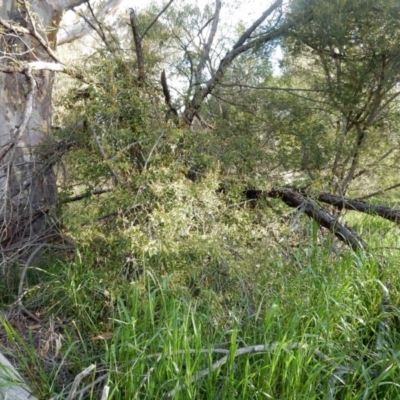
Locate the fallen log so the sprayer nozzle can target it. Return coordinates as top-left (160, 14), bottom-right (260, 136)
top-left (266, 187), bottom-right (366, 250)
top-left (317, 193), bottom-right (400, 223)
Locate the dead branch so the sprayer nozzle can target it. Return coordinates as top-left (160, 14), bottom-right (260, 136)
top-left (141, 0), bottom-right (175, 39)
top-left (317, 192), bottom-right (400, 223)
top-left (0, 12), bottom-right (59, 62)
top-left (164, 342), bottom-right (334, 399)
top-left (61, 188), bottom-right (113, 203)
top-left (264, 188), bottom-right (367, 250)
top-left (357, 182), bottom-right (400, 200)
top-left (66, 364), bottom-right (96, 400)
top-left (248, 186), bottom-right (400, 241)
top-left (161, 70), bottom-right (179, 118)
top-left (130, 9), bottom-right (145, 82)
top-left (0, 61), bottom-right (84, 80)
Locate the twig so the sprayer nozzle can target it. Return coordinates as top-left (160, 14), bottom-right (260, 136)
top-left (100, 385), bottom-right (109, 400)
top-left (17, 243), bottom-right (47, 300)
top-left (66, 364), bottom-right (96, 400)
top-left (61, 188), bottom-right (113, 204)
top-left (357, 182), bottom-right (400, 200)
top-left (143, 132), bottom-right (166, 170)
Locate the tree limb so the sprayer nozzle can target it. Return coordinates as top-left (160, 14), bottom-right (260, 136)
top-left (193, 0), bottom-right (221, 87)
top-left (317, 192), bottom-right (400, 223)
top-left (57, 0), bottom-right (124, 45)
top-left (0, 61), bottom-right (84, 79)
top-left (130, 8), bottom-right (145, 82)
top-left (183, 0), bottom-right (285, 125)
top-left (264, 188), bottom-right (367, 250)
top-left (141, 0), bottom-right (175, 39)
top-left (357, 182), bottom-right (400, 200)
top-left (161, 69), bottom-right (179, 119)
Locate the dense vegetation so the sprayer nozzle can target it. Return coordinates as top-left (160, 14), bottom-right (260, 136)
top-left (2, 0), bottom-right (400, 398)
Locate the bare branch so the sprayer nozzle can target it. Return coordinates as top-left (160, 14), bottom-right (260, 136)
top-left (0, 61), bottom-right (84, 79)
top-left (57, 0), bottom-right (124, 45)
top-left (357, 182), bottom-right (400, 201)
top-left (233, 0), bottom-right (282, 49)
top-left (141, 0), bottom-right (175, 39)
top-left (0, 13), bottom-right (60, 62)
top-left (317, 192), bottom-right (400, 224)
top-left (183, 0), bottom-right (285, 125)
top-left (161, 69), bottom-right (179, 119)
top-left (265, 188), bottom-right (367, 250)
top-left (165, 342), bottom-right (329, 399)
top-left (130, 8), bottom-right (145, 82)
top-left (66, 364), bottom-right (96, 400)
top-left (193, 0), bottom-right (221, 86)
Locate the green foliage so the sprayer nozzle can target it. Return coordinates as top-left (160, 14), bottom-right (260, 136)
top-left (3, 220), bottom-right (400, 398)
top-left (4, 2), bottom-right (400, 399)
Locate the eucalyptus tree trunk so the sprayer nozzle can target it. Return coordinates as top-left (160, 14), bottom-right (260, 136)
top-left (0, 0), bottom-right (87, 258)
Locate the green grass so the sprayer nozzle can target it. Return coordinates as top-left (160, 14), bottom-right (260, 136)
top-left (2, 215), bottom-right (400, 399)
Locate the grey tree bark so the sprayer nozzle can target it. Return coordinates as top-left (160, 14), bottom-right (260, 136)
top-left (0, 0), bottom-right (121, 260)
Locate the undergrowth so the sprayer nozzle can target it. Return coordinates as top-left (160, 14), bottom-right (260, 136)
top-left (2, 212), bottom-right (400, 399)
